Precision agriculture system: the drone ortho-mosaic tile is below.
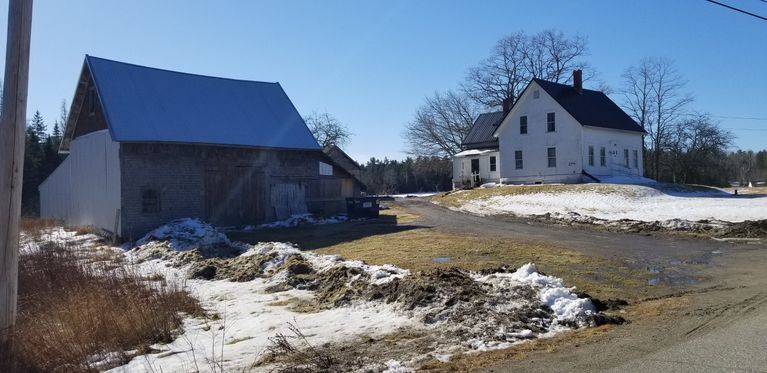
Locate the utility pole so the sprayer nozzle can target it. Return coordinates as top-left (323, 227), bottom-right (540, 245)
top-left (0, 0), bottom-right (33, 351)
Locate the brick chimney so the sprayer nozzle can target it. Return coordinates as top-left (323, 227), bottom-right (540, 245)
top-left (573, 69), bottom-right (583, 94)
top-left (502, 97), bottom-right (512, 114)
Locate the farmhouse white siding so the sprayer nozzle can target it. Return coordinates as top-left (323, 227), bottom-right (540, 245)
top-left (581, 126), bottom-right (644, 178)
top-left (497, 82), bottom-right (583, 183)
top-left (39, 130), bottom-right (121, 234)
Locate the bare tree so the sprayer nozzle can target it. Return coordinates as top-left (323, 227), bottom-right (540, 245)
top-left (463, 30), bottom-right (591, 109)
top-left (403, 90), bottom-right (479, 157)
top-left (622, 57), bottom-right (693, 179)
top-left (304, 111), bottom-right (351, 149)
top-left (666, 114), bottom-right (733, 185)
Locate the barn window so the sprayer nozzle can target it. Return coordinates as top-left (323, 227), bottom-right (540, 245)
top-left (319, 161), bottom-right (333, 176)
top-left (520, 116), bottom-right (528, 134)
top-left (588, 146), bottom-right (594, 166)
top-left (547, 112), bottom-right (556, 132)
top-left (533, 90), bottom-right (540, 99)
top-left (489, 156), bottom-right (497, 172)
top-left (515, 151), bottom-right (523, 169)
top-left (547, 147), bottom-right (557, 168)
top-left (141, 189), bottom-right (160, 214)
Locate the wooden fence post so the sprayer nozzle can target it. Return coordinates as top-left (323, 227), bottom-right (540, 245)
top-left (0, 0), bottom-right (34, 349)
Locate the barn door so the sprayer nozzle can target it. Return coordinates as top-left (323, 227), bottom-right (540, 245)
top-left (204, 167), bottom-right (265, 226)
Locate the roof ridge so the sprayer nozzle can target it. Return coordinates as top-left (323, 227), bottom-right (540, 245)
top-left (532, 77), bottom-right (604, 94)
top-left (85, 55), bottom-right (280, 86)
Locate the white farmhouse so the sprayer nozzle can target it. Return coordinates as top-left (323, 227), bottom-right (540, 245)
top-left (453, 71), bottom-right (646, 187)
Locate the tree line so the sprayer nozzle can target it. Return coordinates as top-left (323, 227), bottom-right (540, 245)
top-left (20, 103), bottom-right (68, 215)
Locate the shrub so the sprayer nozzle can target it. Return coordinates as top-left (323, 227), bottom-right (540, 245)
top-left (3, 241), bottom-right (203, 372)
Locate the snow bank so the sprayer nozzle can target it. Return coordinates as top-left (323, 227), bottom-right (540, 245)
top-left (137, 218), bottom-right (232, 251)
top-left (476, 263), bottom-right (595, 327)
top-left (245, 213), bottom-right (349, 230)
top-left (460, 184), bottom-right (767, 223)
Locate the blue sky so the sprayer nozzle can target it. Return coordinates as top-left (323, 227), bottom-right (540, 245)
top-left (1, 0), bottom-right (766, 162)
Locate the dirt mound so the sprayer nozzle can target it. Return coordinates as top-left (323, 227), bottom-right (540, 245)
top-left (132, 220), bottom-right (621, 352)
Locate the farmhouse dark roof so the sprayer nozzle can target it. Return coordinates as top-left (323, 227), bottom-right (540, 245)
top-left (532, 78), bottom-right (646, 133)
top-left (461, 111), bottom-right (504, 150)
top-left (70, 55), bottom-right (321, 150)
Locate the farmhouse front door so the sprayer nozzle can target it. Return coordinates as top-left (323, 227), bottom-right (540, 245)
top-left (471, 159), bottom-right (480, 175)
top-left (204, 166), bottom-right (266, 226)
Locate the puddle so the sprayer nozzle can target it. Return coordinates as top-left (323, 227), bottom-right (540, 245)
top-left (648, 273), bottom-right (698, 286)
top-left (432, 257), bottom-right (452, 263)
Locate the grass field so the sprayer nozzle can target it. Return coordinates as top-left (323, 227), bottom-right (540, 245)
top-left (230, 204), bottom-right (653, 301)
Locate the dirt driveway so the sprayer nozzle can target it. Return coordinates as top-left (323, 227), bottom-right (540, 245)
top-left (395, 197), bottom-right (767, 372)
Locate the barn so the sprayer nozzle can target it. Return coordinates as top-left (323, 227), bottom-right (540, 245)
top-left (39, 55), bottom-right (363, 239)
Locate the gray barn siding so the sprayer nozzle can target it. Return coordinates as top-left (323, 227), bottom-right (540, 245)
top-left (119, 143), bottom-right (354, 239)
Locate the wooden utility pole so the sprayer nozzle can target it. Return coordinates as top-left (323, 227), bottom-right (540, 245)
top-left (0, 0), bottom-right (33, 348)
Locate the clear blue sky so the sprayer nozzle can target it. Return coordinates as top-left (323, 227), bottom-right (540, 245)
top-left (1, 0), bottom-right (766, 162)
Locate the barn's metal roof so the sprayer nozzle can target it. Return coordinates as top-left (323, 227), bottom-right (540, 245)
top-left (461, 111), bottom-right (503, 149)
top-left (84, 55), bottom-right (321, 150)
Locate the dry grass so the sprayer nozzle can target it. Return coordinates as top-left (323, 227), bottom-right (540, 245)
top-left (434, 184), bottom-right (634, 209)
top-left (434, 182), bottom-right (726, 209)
top-left (724, 186), bottom-right (767, 195)
top-left (4, 241), bottom-right (203, 373)
top-left (314, 229), bottom-right (651, 300)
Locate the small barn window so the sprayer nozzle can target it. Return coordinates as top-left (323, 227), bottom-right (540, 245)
top-left (600, 147), bottom-right (606, 166)
top-left (547, 112), bottom-right (556, 132)
top-left (141, 189), bottom-right (160, 214)
top-left (520, 116), bottom-right (528, 134)
top-left (489, 156), bottom-right (497, 172)
top-left (515, 151), bottom-right (523, 169)
top-left (588, 146), bottom-right (594, 166)
top-left (319, 161), bottom-right (333, 176)
top-left (533, 90), bottom-right (540, 99)
top-left (547, 147), bottom-right (556, 168)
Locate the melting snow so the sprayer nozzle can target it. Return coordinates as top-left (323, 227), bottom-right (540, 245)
top-left (459, 184), bottom-right (767, 223)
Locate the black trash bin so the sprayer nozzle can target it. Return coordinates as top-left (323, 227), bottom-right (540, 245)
top-left (346, 197), bottom-right (380, 218)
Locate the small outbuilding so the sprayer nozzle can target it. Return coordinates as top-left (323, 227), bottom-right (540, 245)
top-left (40, 56), bottom-right (362, 239)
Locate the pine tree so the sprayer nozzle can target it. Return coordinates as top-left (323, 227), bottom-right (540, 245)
top-left (31, 110), bottom-right (47, 139)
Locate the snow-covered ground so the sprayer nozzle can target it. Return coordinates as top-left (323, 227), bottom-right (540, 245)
top-left (241, 213), bottom-right (350, 230)
top-left (458, 184), bottom-right (767, 223)
top-left (29, 220), bottom-right (606, 372)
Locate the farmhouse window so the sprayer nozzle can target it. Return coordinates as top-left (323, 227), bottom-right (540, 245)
top-left (633, 150), bottom-right (639, 168)
top-left (520, 116), bottom-right (528, 134)
top-left (515, 151), bottom-right (523, 169)
top-left (490, 156), bottom-right (497, 172)
top-left (624, 149), bottom-right (629, 167)
top-left (547, 147), bottom-right (556, 168)
top-left (141, 189), bottom-right (160, 214)
top-left (319, 161), bottom-right (333, 176)
top-left (600, 147), bottom-right (606, 166)
top-left (588, 146), bottom-right (594, 166)
top-left (547, 112), bottom-right (556, 132)
top-left (533, 90), bottom-right (540, 99)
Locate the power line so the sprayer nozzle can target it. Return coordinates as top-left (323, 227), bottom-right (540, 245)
top-left (712, 115), bottom-right (767, 121)
top-left (705, 0), bottom-right (767, 21)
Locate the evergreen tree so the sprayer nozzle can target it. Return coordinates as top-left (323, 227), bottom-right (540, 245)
top-left (31, 110), bottom-right (47, 139)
